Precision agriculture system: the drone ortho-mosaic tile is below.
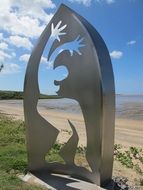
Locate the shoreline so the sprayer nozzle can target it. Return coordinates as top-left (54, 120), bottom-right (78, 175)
top-left (0, 100), bottom-right (143, 148)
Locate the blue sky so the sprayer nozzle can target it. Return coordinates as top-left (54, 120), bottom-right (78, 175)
top-left (0, 0), bottom-right (142, 95)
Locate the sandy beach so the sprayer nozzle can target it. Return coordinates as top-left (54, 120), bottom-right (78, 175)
top-left (0, 98), bottom-right (143, 148)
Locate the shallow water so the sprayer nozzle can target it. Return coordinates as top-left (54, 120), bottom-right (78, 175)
top-left (39, 95), bottom-right (143, 120)
top-left (1, 95), bottom-right (143, 120)
top-left (116, 95), bottom-right (143, 120)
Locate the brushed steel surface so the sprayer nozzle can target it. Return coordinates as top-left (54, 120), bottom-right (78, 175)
top-left (24, 4), bottom-right (115, 186)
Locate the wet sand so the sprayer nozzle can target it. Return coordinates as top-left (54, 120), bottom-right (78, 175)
top-left (0, 99), bottom-right (143, 148)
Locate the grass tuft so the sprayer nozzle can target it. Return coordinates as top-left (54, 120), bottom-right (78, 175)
top-left (0, 113), bottom-right (46, 189)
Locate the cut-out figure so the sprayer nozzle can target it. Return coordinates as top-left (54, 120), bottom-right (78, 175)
top-left (46, 21), bottom-right (85, 165)
top-left (24, 20), bottom-right (85, 169)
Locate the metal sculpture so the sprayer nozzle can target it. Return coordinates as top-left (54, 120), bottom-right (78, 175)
top-left (24, 4), bottom-right (115, 186)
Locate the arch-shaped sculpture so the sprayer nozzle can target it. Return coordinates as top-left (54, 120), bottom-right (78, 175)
top-left (24, 4), bottom-right (115, 186)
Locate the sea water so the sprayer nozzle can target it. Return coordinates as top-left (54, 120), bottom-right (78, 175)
top-left (0, 95), bottom-right (143, 120)
top-left (39, 95), bottom-right (143, 120)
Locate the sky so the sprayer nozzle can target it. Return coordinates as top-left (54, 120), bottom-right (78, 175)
top-left (0, 0), bottom-right (142, 95)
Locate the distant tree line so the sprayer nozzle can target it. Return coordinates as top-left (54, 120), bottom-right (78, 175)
top-left (0, 91), bottom-right (23, 100)
top-left (0, 91), bottom-right (61, 100)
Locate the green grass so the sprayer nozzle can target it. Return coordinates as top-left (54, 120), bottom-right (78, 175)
top-left (0, 114), bottom-right (47, 190)
top-left (0, 113), bottom-right (143, 189)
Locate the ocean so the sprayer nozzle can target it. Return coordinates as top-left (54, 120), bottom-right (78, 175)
top-left (0, 95), bottom-right (143, 120)
top-left (38, 95), bottom-right (143, 120)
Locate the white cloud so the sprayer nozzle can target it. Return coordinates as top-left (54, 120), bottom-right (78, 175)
top-left (20, 53), bottom-right (47, 64)
top-left (0, 14), bottom-right (47, 38)
top-left (105, 0), bottom-right (115, 4)
top-left (96, 0), bottom-right (115, 4)
top-left (69, 0), bottom-right (115, 6)
top-left (19, 54), bottom-right (30, 62)
top-left (68, 0), bottom-right (92, 6)
top-left (0, 63), bottom-right (20, 75)
top-left (110, 50), bottom-right (123, 59)
top-left (8, 36), bottom-right (33, 50)
top-left (0, 42), bottom-right (8, 50)
top-left (0, 50), bottom-right (12, 62)
top-left (12, 0), bottom-right (55, 23)
top-left (0, 49), bottom-right (16, 62)
top-left (12, 0), bottom-right (55, 10)
top-left (41, 56), bottom-right (47, 64)
top-left (127, 40), bottom-right (136, 45)
top-left (0, 0), bottom-right (55, 38)
top-left (0, 33), bottom-right (3, 40)
top-left (11, 52), bottom-right (16, 57)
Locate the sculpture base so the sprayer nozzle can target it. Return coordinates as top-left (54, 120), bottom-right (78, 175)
top-left (19, 172), bottom-right (106, 190)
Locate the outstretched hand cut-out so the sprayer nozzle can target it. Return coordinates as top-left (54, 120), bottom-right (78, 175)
top-left (51, 20), bottom-right (67, 42)
top-left (68, 35), bottom-right (85, 56)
